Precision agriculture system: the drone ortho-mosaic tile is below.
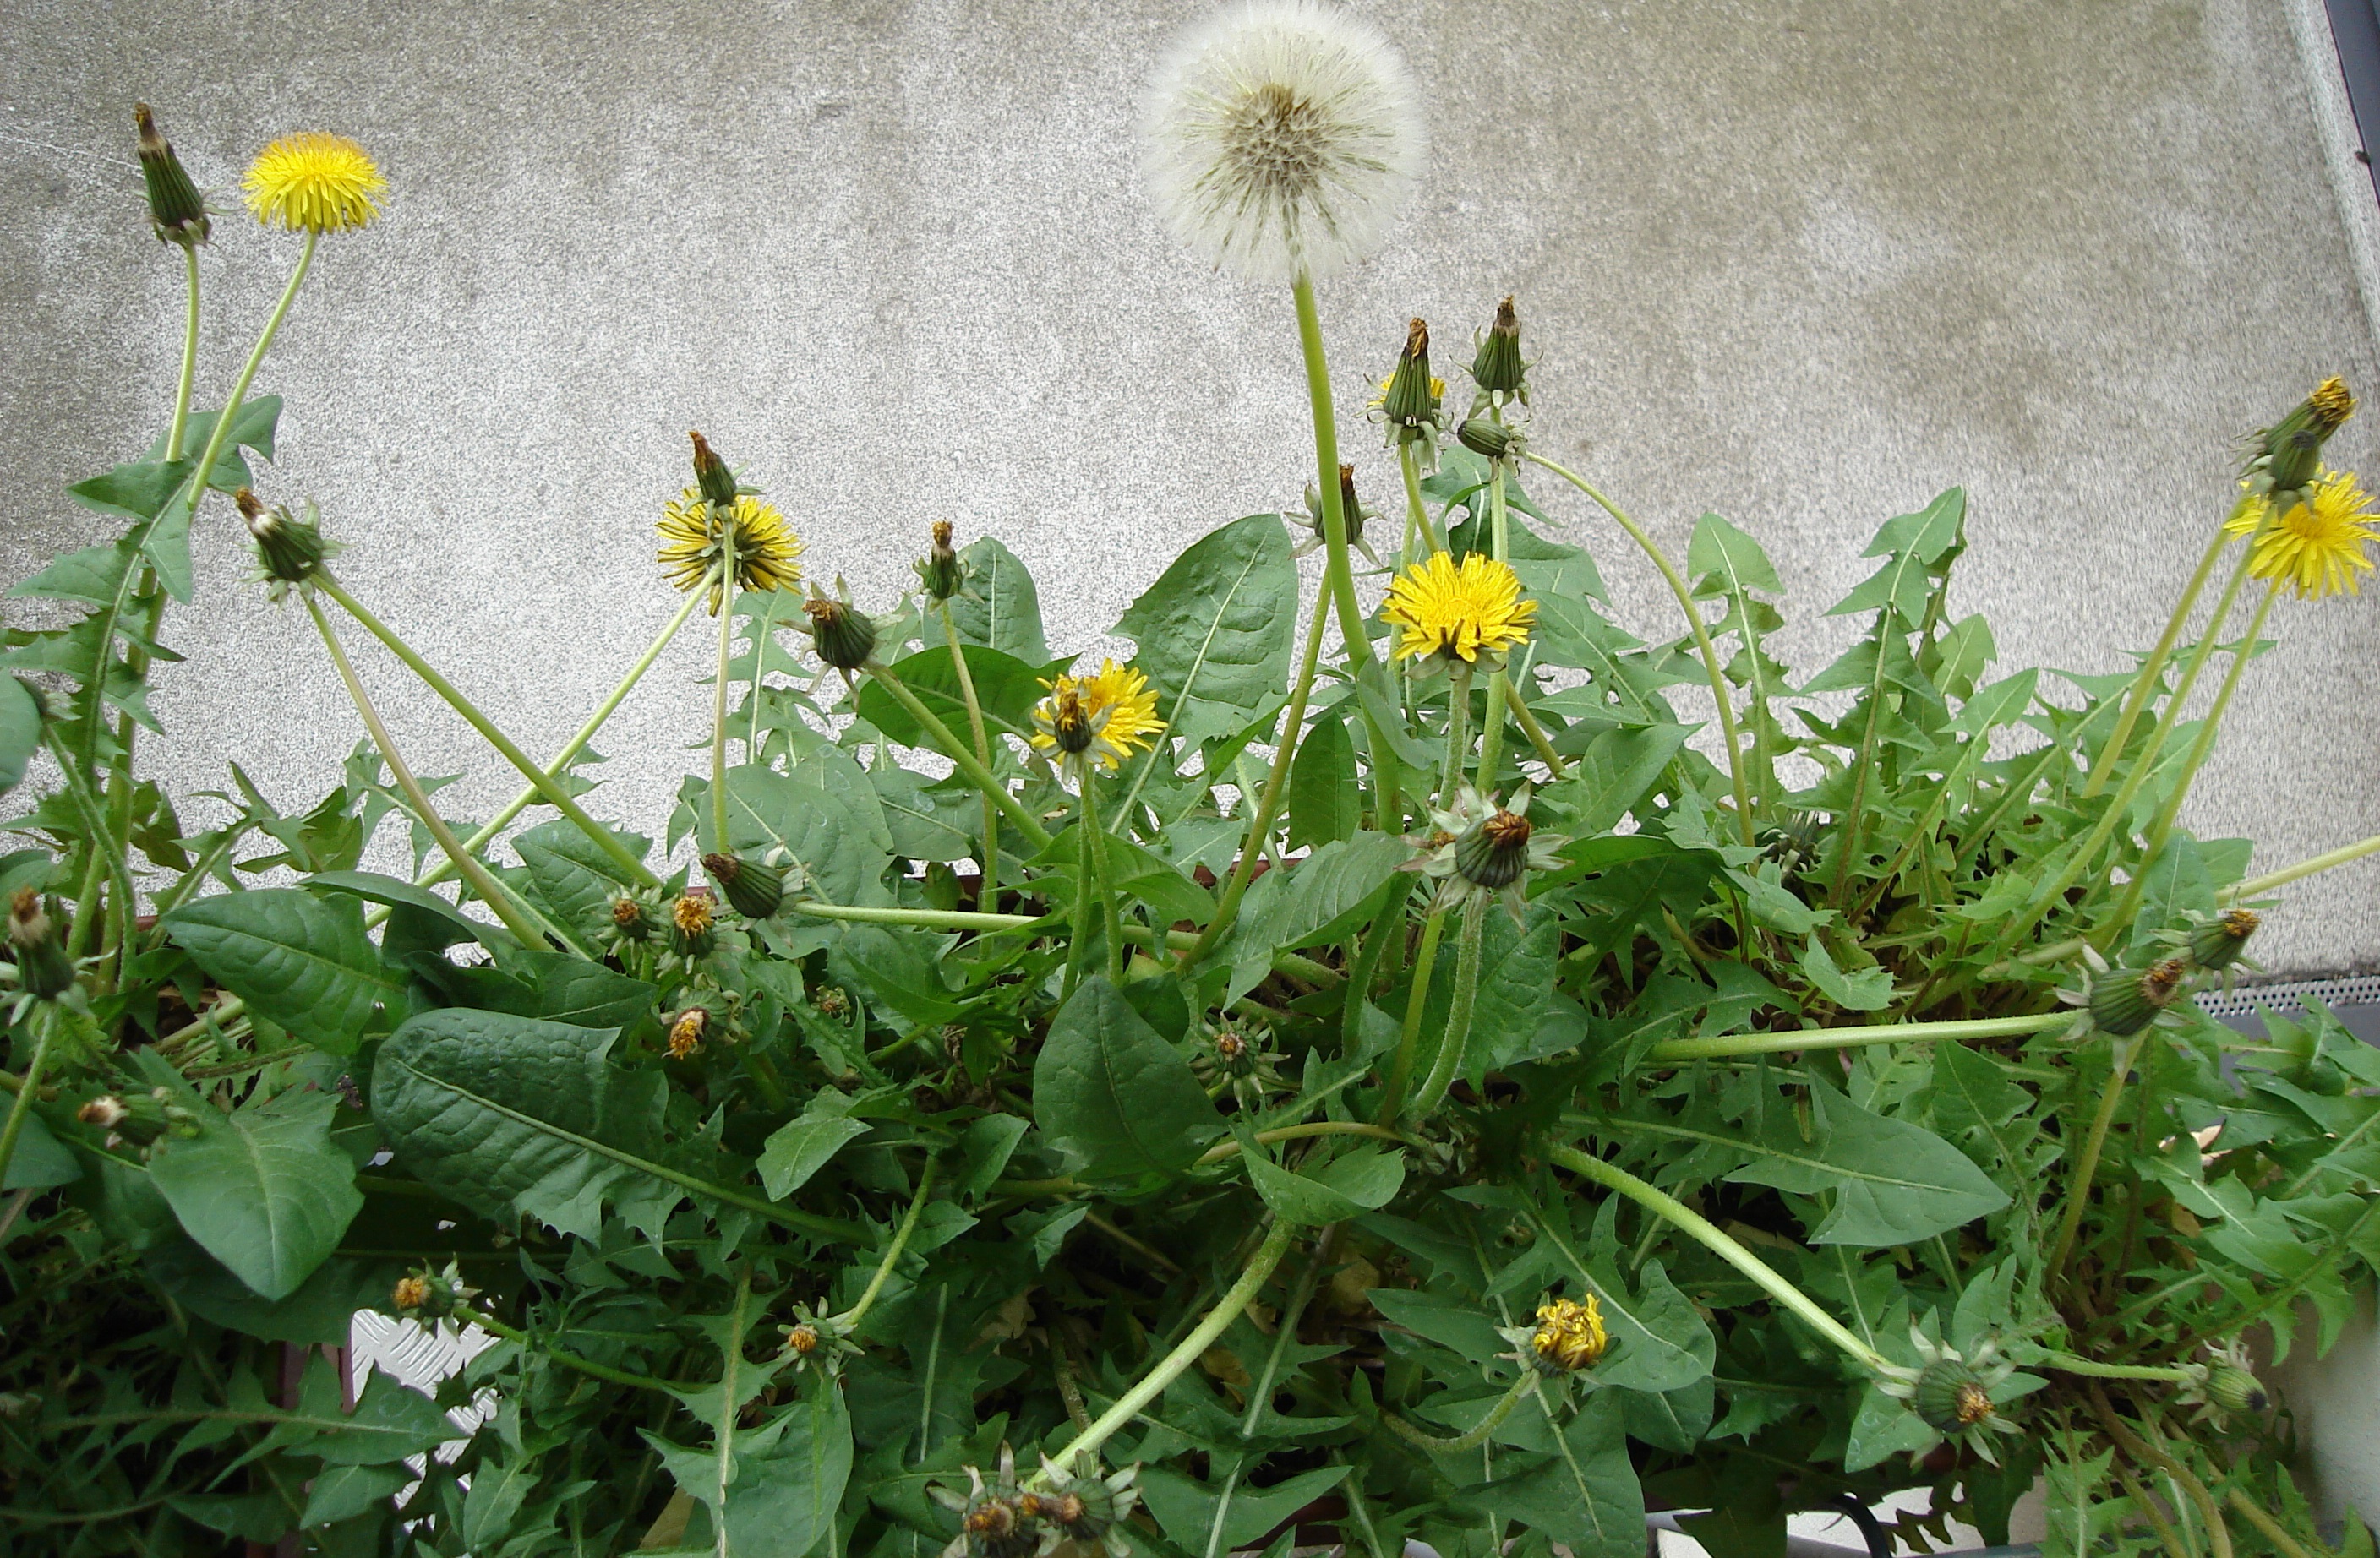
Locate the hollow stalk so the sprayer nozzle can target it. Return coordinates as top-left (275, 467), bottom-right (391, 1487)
top-left (2081, 524), bottom-right (2235, 798)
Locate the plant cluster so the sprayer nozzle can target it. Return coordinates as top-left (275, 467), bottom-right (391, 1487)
top-left (4, 13), bottom-right (2379, 1558)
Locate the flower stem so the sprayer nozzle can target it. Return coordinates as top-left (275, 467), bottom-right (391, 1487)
top-left (1342, 874), bottom-right (1414, 1054)
top-left (1524, 452), bottom-right (1753, 845)
top-left (1064, 800), bottom-right (1097, 1002)
top-left (303, 593), bottom-right (551, 948)
top-left (1504, 673), bottom-right (1569, 778)
top-left (1374, 1369), bottom-right (1535, 1456)
top-left (2097, 580), bottom-right (2281, 943)
top-left (1042, 1218), bottom-right (1296, 1475)
top-left (832, 1158), bottom-right (936, 1333)
top-left (861, 662), bottom-right (1052, 849)
top-left (188, 231), bottom-right (316, 506)
top-left (710, 548), bottom-right (739, 855)
top-left (165, 244), bottom-right (200, 462)
top-left (1407, 895), bottom-right (1486, 1122)
top-left (1179, 590), bottom-right (1329, 969)
top-left (2224, 832), bottom-right (2380, 901)
top-left (1083, 770), bottom-right (1124, 983)
top-left (1439, 660), bottom-right (1474, 805)
top-left (316, 570), bottom-right (658, 887)
top-left (1546, 1142), bottom-right (1890, 1373)
top-left (2039, 1352), bottom-right (2198, 1383)
top-left (1400, 444), bottom-right (1447, 558)
top-left (939, 603), bottom-right (1000, 912)
top-left (1378, 908), bottom-right (1447, 1121)
top-left (2081, 523), bottom-right (2233, 799)
top-left (745, 584), bottom-right (782, 760)
top-left (1242, 1224), bottom-right (1338, 1439)
top-left (1647, 1010), bottom-right (2070, 1062)
top-left (411, 589), bottom-right (704, 897)
top-left (0, 1007), bottom-right (59, 1194)
top-left (2045, 1030), bottom-right (2151, 1285)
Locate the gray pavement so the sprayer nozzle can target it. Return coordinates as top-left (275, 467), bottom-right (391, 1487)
top-left (4, 0), bottom-right (2380, 975)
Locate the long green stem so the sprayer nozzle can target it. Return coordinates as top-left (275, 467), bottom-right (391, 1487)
top-left (1180, 591), bottom-right (1329, 969)
top-left (166, 246), bottom-right (201, 460)
top-left (1242, 1224), bottom-right (1338, 1439)
top-left (1342, 875), bottom-right (1414, 1054)
top-left (2082, 1384), bottom-right (2233, 1558)
top-left (2082, 526), bottom-right (2232, 798)
top-left (1547, 1143), bottom-right (1890, 1373)
top-left (1085, 771), bottom-right (1124, 983)
top-left (2224, 831), bottom-right (2380, 901)
top-left (1476, 470), bottom-right (1514, 791)
top-left (862, 663), bottom-right (1052, 850)
top-left (1504, 677), bottom-right (1569, 779)
top-left (1063, 804), bottom-right (1097, 1002)
top-left (746, 585), bottom-right (782, 760)
top-left (1400, 444), bottom-right (1446, 558)
top-left (303, 595), bottom-right (549, 947)
top-left (1408, 896), bottom-right (1485, 1121)
top-left (315, 571), bottom-right (658, 888)
top-left (1041, 1218), bottom-right (1296, 1475)
top-left (709, 552), bottom-right (739, 855)
top-left (832, 1158), bottom-right (936, 1333)
top-left (1378, 909), bottom-right (1447, 1121)
top-left (2099, 581), bottom-right (2280, 941)
top-left (1438, 661), bottom-right (1474, 805)
top-left (1374, 1369), bottom-right (1534, 1456)
top-left (1647, 1010), bottom-right (2070, 1063)
top-left (2046, 1030), bottom-right (2151, 1284)
top-left (939, 604), bottom-right (1000, 912)
top-left (0, 1008), bottom-right (59, 1193)
top-left (188, 231), bottom-right (316, 505)
top-left (1525, 453), bottom-right (1753, 844)
top-left (412, 589), bottom-right (704, 896)
top-left (2039, 1353), bottom-right (2198, 1384)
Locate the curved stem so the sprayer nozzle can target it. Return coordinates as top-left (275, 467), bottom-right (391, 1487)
top-left (1546, 1142), bottom-right (1890, 1373)
top-left (1647, 1011), bottom-right (2070, 1063)
top-left (166, 244), bottom-right (200, 460)
top-left (1180, 591), bottom-right (1329, 968)
top-left (832, 1158), bottom-right (937, 1333)
top-left (1374, 1369), bottom-right (1534, 1456)
top-left (2225, 831), bottom-right (2380, 901)
top-left (1040, 1218), bottom-right (1296, 1475)
top-left (315, 571), bottom-right (658, 888)
top-left (2098, 580), bottom-right (2280, 942)
top-left (940, 603), bottom-right (1000, 912)
top-left (2082, 525), bottom-right (2233, 798)
top-left (1504, 678), bottom-right (1569, 779)
top-left (0, 1007), bottom-right (59, 1193)
top-left (460, 1305), bottom-right (675, 1393)
top-left (1242, 1224), bottom-right (1338, 1438)
top-left (710, 550), bottom-right (739, 856)
top-left (188, 231), bottom-right (316, 503)
top-left (2046, 1030), bottom-right (2151, 1284)
top-left (2224, 1489), bottom-right (2318, 1558)
top-left (2082, 1382), bottom-right (2232, 1558)
top-left (302, 594), bottom-right (549, 947)
top-left (862, 663), bottom-right (1052, 849)
top-left (412, 588), bottom-right (704, 896)
top-left (2039, 1353), bottom-right (2197, 1384)
top-left (1408, 895), bottom-right (1486, 1121)
top-left (1378, 909), bottom-right (1447, 1121)
top-left (1525, 452), bottom-right (1753, 844)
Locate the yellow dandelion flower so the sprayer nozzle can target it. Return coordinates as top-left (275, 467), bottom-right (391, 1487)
top-left (1031, 658), bottom-right (1161, 776)
top-left (1531, 1294), bottom-right (1608, 1373)
top-left (1380, 551), bottom-right (1535, 666)
top-left (672, 894), bottom-right (713, 938)
top-left (657, 488), bottom-right (805, 614)
top-left (243, 132), bottom-right (386, 234)
top-left (2224, 468), bottom-right (2379, 599)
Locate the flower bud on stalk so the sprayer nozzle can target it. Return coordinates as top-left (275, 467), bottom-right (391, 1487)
top-left (1911, 1356), bottom-right (2001, 1434)
top-left (2088, 956), bottom-right (2189, 1037)
top-left (914, 520), bottom-right (967, 603)
top-left (805, 592), bottom-right (877, 672)
top-left (610, 896), bottom-right (653, 941)
top-left (1456, 417), bottom-right (1520, 462)
top-left (2208, 1362), bottom-right (2269, 1414)
top-left (668, 892), bottom-right (716, 961)
top-left (689, 430), bottom-right (739, 511)
top-left (1471, 294), bottom-right (1527, 408)
top-left (8, 890), bottom-right (74, 1001)
top-left (237, 488), bottom-right (336, 596)
top-left (2264, 428), bottom-right (2323, 504)
top-left (135, 104), bottom-right (210, 248)
top-left (702, 851), bottom-right (783, 919)
top-left (1455, 806), bottom-right (1535, 891)
top-left (2190, 908), bottom-right (2259, 972)
top-left (667, 1007), bottom-right (709, 1060)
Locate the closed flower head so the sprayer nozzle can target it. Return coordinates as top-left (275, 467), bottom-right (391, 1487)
top-left (2224, 468), bottom-right (2379, 599)
top-left (243, 132), bottom-right (385, 234)
top-left (1381, 550), bottom-right (1534, 668)
top-left (134, 104), bottom-right (210, 247)
top-left (1140, 0), bottom-right (1426, 284)
top-left (1531, 1295), bottom-right (1608, 1373)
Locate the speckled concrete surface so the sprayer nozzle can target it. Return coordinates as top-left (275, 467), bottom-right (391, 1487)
top-left (4, 0), bottom-right (2380, 973)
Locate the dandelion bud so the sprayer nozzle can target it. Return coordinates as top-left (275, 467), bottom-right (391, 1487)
top-left (2088, 956), bottom-right (2189, 1038)
top-left (1911, 1356), bottom-right (1999, 1433)
top-left (1383, 317), bottom-right (1441, 439)
top-left (1455, 807), bottom-right (1534, 891)
top-left (1471, 295), bottom-right (1526, 405)
top-left (804, 593), bottom-right (877, 672)
top-left (1530, 1295), bottom-right (1609, 1373)
top-left (689, 430), bottom-right (739, 511)
top-left (609, 896), bottom-right (652, 941)
top-left (79, 1096), bottom-right (128, 1129)
top-left (1045, 685), bottom-right (1094, 756)
top-left (702, 851), bottom-right (784, 919)
top-left (2208, 1362), bottom-right (2269, 1414)
top-left (237, 488), bottom-right (335, 594)
top-left (134, 104), bottom-right (210, 248)
top-left (391, 1276), bottom-right (430, 1311)
top-left (667, 1007), bottom-right (709, 1060)
top-left (668, 892), bottom-right (716, 960)
top-left (914, 520), bottom-right (967, 602)
top-left (8, 890), bottom-right (74, 1001)
top-left (1455, 417), bottom-right (1520, 461)
top-left (2190, 908), bottom-right (2260, 972)
top-left (783, 1321), bottom-right (820, 1356)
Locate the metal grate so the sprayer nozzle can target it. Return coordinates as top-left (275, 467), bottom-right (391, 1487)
top-left (2193, 973), bottom-right (2380, 1019)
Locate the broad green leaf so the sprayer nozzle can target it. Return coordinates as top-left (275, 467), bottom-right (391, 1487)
top-left (1366, 1288), bottom-right (1505, 1359)
top-left (1828, 488), bottom-right (1966, 624)
top-left (145, 1239), bottom-right (393, 1345)
top-left (143, 397), bottom-right (282, 491)
top-left (1799, 937), bottom-right (1895, 1011)
top-left (66, 459), bottom-right (194, 522)
top-left (1484, 1389), bottom-right (1643, 1558)
top-left (723, 760), bottom-right (892, 907)
top-left (720, 1378), bottom-right (851, 1558)
top-left (1729, 1081), bottom-right (2009, 1245)
top-left (303, 1464), bottom-right (410, 1528)
top-left (1247, 1146), bottom-right (1405, 1225)
top-left (947, 536), bottom-right (1050, 663)
top-left (1469, 901), bottom-right (1564, 1079)
top-left (7, 539), bottom-right (138, 607)
top-left (1138, 1464), bottom-right (1347, 1555)
top-left (1286, 711), bottom-right (1359, 850)
top-left (146, 1089), bottom-right (363, 1301)
top-left (758, 1115), bottom-right (871, 1199)
top-left (1, 1111), bottom-right (78, 1190)
top-left (1688, 511), bottom-right (1783, 596)
top-left (305, 869), bottom-right (494, 951)
top-left (1220, 831), bottom-right (1406, 1002)
top-left (867, 763), bottom-right (975, 861)
top-left (1112, 512), bottom-right (1297, 742)
top-left (162, 888), bottom-right (401, 1054)
top-left (511, 818), bottom-right (650, 940)
top-left (1031, 977), bottom-right (1223, 1180)
top-left (1548, 722), bottom-right (1692, 835)
top-left (853, 643), bottom-right (1050, 747)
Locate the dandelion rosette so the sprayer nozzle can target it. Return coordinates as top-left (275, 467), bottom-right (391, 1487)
top-left (658, 488), bottom-right (805, 614)
top-left (2223, 467), bottom-right (2379, 600)
top-left (1030, 659), bottom-right (1160, 782)
top-left (1380, 550), bottom-right (1535, 672)
top-left (1140, 0), bottom-right (1426, 284)
top-left (243, 132), bottom-right (386, 234)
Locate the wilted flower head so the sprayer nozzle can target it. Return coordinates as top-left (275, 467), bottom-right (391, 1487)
top-left (243, 132), bottom-right (385, 234)
top-left (1401, 785), bottom-right (1567, 922)
top-left (1876, 1329), bottom-right (2022, 1464)
top-left (1140, 0), bottom-right (1426, 284)
top-left (1530, 1294), bottom-right (1609, 1373)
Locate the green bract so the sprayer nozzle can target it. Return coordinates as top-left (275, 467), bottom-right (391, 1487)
top-left (0, 80), bottom-right (2373, 1558)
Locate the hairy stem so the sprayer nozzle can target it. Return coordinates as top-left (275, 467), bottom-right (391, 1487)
top-left (1374, 1369), bottom-right (1535, 1456)
top-left (0, 1008), bottom-right (59, 1194)
top-left (1648, 1011), bottom-right (2071, 1063)
top-left (2046, 1030), bottom-right (2151, 1285)
top-left (709, 551), bottom-right (739, 855)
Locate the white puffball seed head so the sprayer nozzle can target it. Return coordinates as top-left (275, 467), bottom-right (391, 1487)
top-left (1140, 0), bottom-right (1427, 285)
